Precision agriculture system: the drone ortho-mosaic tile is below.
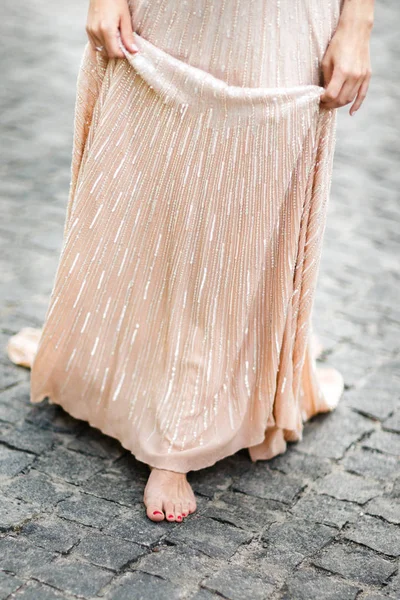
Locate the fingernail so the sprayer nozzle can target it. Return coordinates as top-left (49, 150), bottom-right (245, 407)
top-left (131, 43), bottom-right (139, 52)
top-left (153, 511), bottom-right (163, 515)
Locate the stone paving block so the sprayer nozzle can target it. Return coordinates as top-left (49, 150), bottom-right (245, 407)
top-left (5, 470), bottom-right (73, 507)
top-left (365, 496), bottom-right (400, 524)
top-left (260, 518), bottom-right (336, 567)
top-left (232, 463), bottom-right (305, 505)
top-left (104, 508), bottom-right (168, 547)
top-left (266, 449), bottom-right (332, 480)
top-left (67, 426), bottom-right (125, 459)
top-left (108, 452), bottom-right (151, 481)
top-left (201, 565), bottom-right (275, 600)
top-left (72, 530), bottom-right (147, 570)
top-left (135, 546), bottom-right (214, 585)
top-left (386, 568), bottom-right (400, 598)
top-left (0, 383), bottom-right (32, 423)
top-left (281, 569), bottom-right (360, 600)
top-left (0, 362), bottom-right (28, 391)
top-left (19, 515), bottom-right (84, 553)
top-left (362, 430), bottom-right (400, 456)
top-left (383, 410), bottom-right (400, 434)
top-left (327, 345), bottom-right (382, 387)
top-left (344, 387), bottom-right (398, 421)
top-left (11, 581), bottom-right (74, 600)
top-left (0, 571), bottom-right (23, 600)
top-left (0, 421), bottom-right (56, 454)
top-left (34, 446), bottom-right (105, 483)
top-left (316, 471), bottom-right (384, 504)
top-left (359, 594), bottom-right (396, 600)
top-left (0, 399), bottom-right (28, 425)
top-left (340, 447), bottom-right (399, 480)
top-left (32, 558), bottom-right (114, 597)
top-left (202, 491), bottom-right (282, 532)
top-left (187, 452), bottom-right (250, 498)
top-left (165, 516), bottom-right (253, 559)
top-left (290, 492), bottom-right (360, 528)
top-left (26, 402), bottom-right (85, 435)
top-left (0, 444), bottom-right (34, 477)
top-left (0, 536), bottom-right (56, 576)
top-left (57, 492), bottom-right (122, 528)
top-left (106, 571), bottom-right (185, 600)
top-left (190, 590), bottom-right (221, 600)
top-left (0, 494), bottom-right (38, 532)
top-left (81, 471), bottom-right (143, 506)
top-left (294, 406), bottom-right (374, 459)
top-left (343, 514), bottom-right (400, 557)
top-left (311, 542), bottom-right (397, 585)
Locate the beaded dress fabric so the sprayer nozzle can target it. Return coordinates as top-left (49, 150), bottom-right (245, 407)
top-left (7, 0), bottom-right (345, 472)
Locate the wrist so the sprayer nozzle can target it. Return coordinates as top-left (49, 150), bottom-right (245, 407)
top-left (338, 0), bottom-right (374, 33)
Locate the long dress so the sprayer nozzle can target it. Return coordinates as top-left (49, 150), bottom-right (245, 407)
top-left (7, 0), bottom-right (345, 473)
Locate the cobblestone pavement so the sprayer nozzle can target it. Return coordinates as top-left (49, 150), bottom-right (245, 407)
top-left (1, 1), bottom-right (399, 598)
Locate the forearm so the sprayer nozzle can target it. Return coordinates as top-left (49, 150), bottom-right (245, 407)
top-left (338, 0), bottom-right (375, 31)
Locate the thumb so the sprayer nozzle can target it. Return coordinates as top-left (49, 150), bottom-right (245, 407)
top-left (120, 12), bottom-right (139, 54)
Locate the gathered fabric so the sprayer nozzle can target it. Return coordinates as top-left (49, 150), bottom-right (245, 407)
top-left (8, 0), bottom-right (344, 472)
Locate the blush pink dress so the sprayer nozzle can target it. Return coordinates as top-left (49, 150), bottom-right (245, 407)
top-left (7, 0), bottom-right (345, 472)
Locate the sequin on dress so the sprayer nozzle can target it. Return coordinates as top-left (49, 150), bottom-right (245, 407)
top-left (7, 0), bottom-right (345, 472)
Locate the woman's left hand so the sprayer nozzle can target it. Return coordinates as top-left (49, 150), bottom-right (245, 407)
top-left (320, 4), bottom-right (373, 116)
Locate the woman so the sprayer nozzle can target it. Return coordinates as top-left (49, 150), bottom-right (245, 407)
top-left (7, 0), bottom-right (373, 523)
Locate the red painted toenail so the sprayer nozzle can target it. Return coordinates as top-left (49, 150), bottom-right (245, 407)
top-left (177, 515), bottom-right (182, 520)
top-left (168, 514), bottom-right (174, 518)
top-left (153, 511), bottom-right (163, 515)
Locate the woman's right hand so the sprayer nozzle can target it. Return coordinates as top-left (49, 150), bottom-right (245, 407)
top-left (86, 0), bottom-right (139, 58)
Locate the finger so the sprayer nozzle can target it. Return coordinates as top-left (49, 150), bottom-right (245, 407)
top-left (320, 68), bottom-right (345, 107)
top-left (350, 75), bottom-right (371, 115)
top-left (100, 23), bottom-right (125, 58)
top-left (91, 32), bottom-right (106, 54)
top-left (335, 77), bottom-right (360, 109)
top-left (120, 12), bottom-right (139, 54)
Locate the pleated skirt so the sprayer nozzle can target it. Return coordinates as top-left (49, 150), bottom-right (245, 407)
top-left (23, 0), bottom-right (345, 472)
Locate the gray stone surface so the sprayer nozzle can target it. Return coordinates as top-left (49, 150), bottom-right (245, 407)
top-left (316, 471), bottom-right (384, 504)
top-left (32, 558), bottom-right (114, 597)
top-left (0, 537), bottom-right (56, 576)
top-left (34, 447), bottom-right (105, 483)
top-left (1, 0), bottom-right (400, 599)
top-left (0, 495), bottom-right (38, 532)
top-left (342, 514), bottom-right (400, 557)
top-left (362, 430), bottom-right (400, 456)
top-left (261, 518), bottom-right (336, 567)
top-left (311, 542), bottom-right (397, 585)
top-left (281, 569), bottom-right (360, 600)
top-left (0, 572), bottom-right (23, 600)
top-left (165, 517), bottom-right (253, 559)
top-left (135, 546), bottom-right (214, 585)
top-left (19, 516), bottom-right (84, 553)
top-left (201, 565), bottom-right (275, 600)
top-left (71, 530), bottom-right (147, 570)
top-left (106, 571), bottom-right (185, 600)
top-left (365, 496), bottom-right (400, 525)
top-left (57, 492), bottom-right (123, 528)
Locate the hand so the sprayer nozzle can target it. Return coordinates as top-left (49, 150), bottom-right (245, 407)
top-left (86, 0), bottom-right (139, 58)
top-left (320, 16), bottom-right (372, 116)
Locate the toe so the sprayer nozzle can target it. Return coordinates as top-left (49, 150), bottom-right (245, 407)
top-left (181, 502), bottom-right (190, 518)
top-left (188, 500), bottom-right (197, 514)
top-left (174, 502), bottom-right (183, 521)
top-left (144, 498), bottom-right (165, 522)
top-left (164, 501), bottom-right (175, 521)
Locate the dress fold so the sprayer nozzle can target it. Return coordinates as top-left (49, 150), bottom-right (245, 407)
top-left (7, 0), bottom-right (344, 472)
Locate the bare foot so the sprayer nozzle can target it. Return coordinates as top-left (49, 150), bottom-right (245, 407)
top-left (143, 467), bottom-right (197, 522)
